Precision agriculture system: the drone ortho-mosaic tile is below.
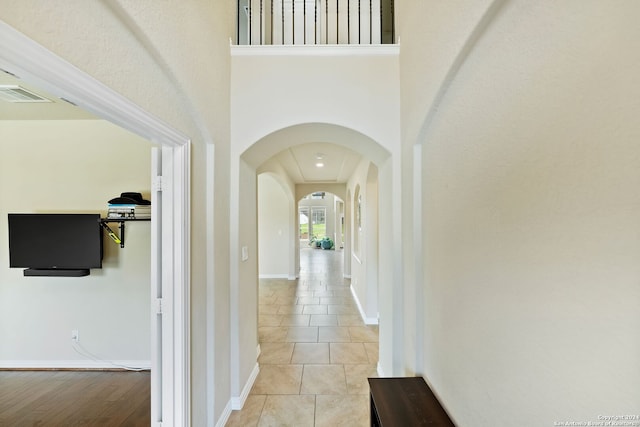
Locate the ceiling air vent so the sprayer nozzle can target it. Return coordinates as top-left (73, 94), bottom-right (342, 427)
top-left (0, 85), bottom-right (52, 103)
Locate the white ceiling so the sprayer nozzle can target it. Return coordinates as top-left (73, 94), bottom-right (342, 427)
top-left (270, 142), bottom-right (362, 184)
top-left (1, 70), bottom-right (360, 184)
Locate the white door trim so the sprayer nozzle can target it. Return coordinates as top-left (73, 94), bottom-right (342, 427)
top-left (0, 21), bottom-right (191, 427)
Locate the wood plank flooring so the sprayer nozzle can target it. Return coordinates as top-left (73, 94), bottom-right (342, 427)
top-left (0, 370), bottom-right (150, 426)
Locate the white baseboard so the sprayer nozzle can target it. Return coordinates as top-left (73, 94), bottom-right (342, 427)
top-left (231, 363), bottom-right (260, 410)
top-left (0, 360), bottom-right (151, 370)
top-left (215, 401), bottom-right (233, 427)
top-left (349, 285), bottom-right (379, 325)
top-left (259, 273), bottom-right (288, 279)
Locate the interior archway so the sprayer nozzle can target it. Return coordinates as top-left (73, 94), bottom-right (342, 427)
top-left (297, 190), bottom-right (344, 250)
top-left (230, 122), bottom-right (392, 407)
top-left (242, 122), bottom-right (390, 169)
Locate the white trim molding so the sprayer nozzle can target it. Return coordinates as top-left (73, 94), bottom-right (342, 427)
top-left (231, 363), bottom-right (260, 410)
top-left (0, 22), bottom-right (189, 148)
top-left (215, 401), bottom-right (233, 427)
top-left (0, 360), bottom-right (151, 370)
top-left (350, 284), bottom-right (379, 325)
top-left (259, 273), bottom-right (289, 279)
top-left (231, 43), bottom-right (400, 57)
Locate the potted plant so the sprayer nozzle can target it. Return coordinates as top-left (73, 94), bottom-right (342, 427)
top-left (321, 236), bottom-right (334, 250)
top-left (308, 235), bottom-right (321, 248)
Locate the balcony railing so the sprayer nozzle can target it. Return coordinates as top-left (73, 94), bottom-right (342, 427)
top-left (237, 0), bottom-right (395, 45)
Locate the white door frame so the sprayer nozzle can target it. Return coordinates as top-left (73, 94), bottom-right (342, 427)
top-left (0, 21), bottom-right (191, 426)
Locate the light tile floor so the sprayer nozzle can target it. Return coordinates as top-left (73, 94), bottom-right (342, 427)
top-left (226, 247), bottom-right (378, 426)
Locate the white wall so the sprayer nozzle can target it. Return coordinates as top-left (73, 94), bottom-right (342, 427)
top-left (364, 163), bottom-right (378, 321)
top-left (0, 120), bottom-right (151, 367)
top-left (258, 159), bottom-right (298, 280)
top-left (395, 0), bottom-right (496, 380)
top-left (399, 1), bottom-right (640, 425)
top-left (231, 47), bottom-right (400, 158)
top-left (230, 158), bottom-right (260, 402)
top-left (231, 46), bottom-right (400, 399)
top-left (258, 173), bottom-right (290, 278)
top-left (347, 159), bottom-right (378, 324)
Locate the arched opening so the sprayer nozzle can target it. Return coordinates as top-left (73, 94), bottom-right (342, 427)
top-left (298, 191), bottom-right (343, 251)
top-left (230, 123), bottom-right (392, 410)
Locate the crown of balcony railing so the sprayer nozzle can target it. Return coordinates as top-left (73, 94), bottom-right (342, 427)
top-left (237, 0), bottom-right (395, 45)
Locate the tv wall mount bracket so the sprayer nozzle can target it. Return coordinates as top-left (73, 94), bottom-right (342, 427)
top-left (100, 218), bottom-right (150, 248)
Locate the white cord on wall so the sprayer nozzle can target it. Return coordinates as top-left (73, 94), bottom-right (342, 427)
top-left (71, 341), bottom-right (149, 372)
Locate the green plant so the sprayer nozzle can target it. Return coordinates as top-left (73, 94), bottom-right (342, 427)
top-left (320, 236), bottom-right (334, 250)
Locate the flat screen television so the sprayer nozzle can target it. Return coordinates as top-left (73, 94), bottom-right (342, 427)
top-left (8, 213), bottom-right (103, 276)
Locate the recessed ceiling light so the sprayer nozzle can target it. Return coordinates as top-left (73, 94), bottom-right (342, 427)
top-left (316, 162), bottom-right (324, 168)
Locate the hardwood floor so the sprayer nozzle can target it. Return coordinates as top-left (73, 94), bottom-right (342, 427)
top-left (0, 370), bottom-right (150, 426)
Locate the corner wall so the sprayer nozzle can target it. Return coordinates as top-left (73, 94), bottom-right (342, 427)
top-left (230, 158), bottom-right (259, 404)
top-left (258, 173), bottom-right (292, 278)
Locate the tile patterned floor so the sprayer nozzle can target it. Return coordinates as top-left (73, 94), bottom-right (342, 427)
top-left (226, 248), bottom-right (378, 426)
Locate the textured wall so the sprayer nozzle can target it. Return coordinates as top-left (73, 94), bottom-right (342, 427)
top-left (400, 1), bottom-right (640, 425)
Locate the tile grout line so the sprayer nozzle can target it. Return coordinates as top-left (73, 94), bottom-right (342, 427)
top-left (313, 394), bottom-right (317, 427)
top-left (240, 250), bottom-right (375, 425)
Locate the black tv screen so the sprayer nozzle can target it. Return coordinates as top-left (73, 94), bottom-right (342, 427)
top-left (8, 213), bottom-right (103, 270)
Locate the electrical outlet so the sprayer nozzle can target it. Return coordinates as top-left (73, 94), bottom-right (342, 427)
top-left (71, 329), bottom-right (79, 342)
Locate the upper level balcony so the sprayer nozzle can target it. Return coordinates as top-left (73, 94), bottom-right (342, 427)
top-left (237, 0), bottom-right (395, 45)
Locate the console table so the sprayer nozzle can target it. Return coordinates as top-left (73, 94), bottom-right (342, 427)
top-left (368, 377), bottom-right (455, 426)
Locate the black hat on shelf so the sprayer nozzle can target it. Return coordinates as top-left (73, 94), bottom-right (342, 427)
top-left (108, 192), bottom-right (151, 205)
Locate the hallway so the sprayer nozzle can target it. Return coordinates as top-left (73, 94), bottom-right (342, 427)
top-left (227, 248), bottom-right (379, 426)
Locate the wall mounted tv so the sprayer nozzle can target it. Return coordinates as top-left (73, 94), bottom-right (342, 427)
top-left (8, 213), bottom-right (103, 277)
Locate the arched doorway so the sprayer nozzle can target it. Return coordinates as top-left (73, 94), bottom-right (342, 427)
top-left (297, 191), bottom-right (343, 251)
top-left (230, 122), bottom-right (393, 408)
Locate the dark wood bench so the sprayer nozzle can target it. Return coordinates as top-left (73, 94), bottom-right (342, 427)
top-left (368, 377), bottom-right (456, 426)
